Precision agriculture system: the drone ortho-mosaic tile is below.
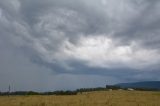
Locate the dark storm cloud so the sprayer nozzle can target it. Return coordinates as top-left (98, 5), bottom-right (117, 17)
top-left (112, 0), bottom-right (160, 48)
top-left (0, 0), bottom-right (160, 91)
top-left (18, 0), bottom-right (109, 45)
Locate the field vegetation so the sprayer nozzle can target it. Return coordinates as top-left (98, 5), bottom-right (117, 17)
top-left (0, 91), bottom-right (160, 106)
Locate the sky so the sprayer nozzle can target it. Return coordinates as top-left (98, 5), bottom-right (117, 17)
top-left (0, 0), bottom-right (160, 92)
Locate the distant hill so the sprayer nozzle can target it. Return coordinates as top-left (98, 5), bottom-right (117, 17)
top-left (115, 81), bottom-right (160, 90)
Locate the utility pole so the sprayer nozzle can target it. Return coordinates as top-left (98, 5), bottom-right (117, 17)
top-left (8, 85), bottom-right (10, 97)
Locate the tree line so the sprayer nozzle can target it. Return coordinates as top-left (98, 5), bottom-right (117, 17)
top-left (0, 85), bottom-right (159, 96)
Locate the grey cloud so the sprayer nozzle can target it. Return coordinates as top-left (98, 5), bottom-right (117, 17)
top-left (113, 0), bottom-right (160, 48)
top-left (0, 0), bottom-right (160, 91)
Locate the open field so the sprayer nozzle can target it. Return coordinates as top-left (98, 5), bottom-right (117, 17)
top-left (0, 91), bottom-right (160, 106)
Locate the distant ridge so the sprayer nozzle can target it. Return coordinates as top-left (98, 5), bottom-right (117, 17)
top-left (115, 81), bottom-right (160, 90)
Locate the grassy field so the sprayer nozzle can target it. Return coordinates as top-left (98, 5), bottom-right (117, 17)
top-left (0, 91), bottom-right (160, 106)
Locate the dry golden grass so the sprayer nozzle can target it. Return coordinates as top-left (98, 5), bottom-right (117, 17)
top-left (0, 91), bottom-right (160, 106)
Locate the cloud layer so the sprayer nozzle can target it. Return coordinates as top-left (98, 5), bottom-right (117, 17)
top-left (0, 0), bottom-right (160, 91)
